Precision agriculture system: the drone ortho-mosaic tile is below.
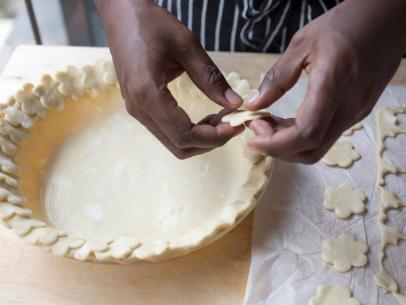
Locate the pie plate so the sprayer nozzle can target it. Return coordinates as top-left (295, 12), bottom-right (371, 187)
top-left (0, 59), bottom-right (273, 263)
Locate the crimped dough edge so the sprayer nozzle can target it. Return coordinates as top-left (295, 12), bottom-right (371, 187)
top-left (0, 60), bottom-right (272, 263)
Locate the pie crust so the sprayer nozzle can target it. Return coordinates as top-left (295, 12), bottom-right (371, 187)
top-left (0, 60), bottom-right (273, 263)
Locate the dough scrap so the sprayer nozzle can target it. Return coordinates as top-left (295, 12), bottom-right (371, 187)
top-left (342, 122), bottom-right (363, 136)
top-left (321, 233), bottom-right (368, 272)
top-left (376, 107), bottom-right (406, 156)
top-left (309, 285), bottom-right (360, 305)
top-left (221, 110), bottom-right (271, 127)
top-left (374, 106), bottom-right (406, 302)
top-left (322, 141), bottom-right (360, 168)
top-left (323, 184), bottom-right (366, 218)
top-left (377, 157), bottom-right (406, 186)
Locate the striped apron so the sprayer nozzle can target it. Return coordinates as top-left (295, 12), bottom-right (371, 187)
top-left (155, 0), bottom-right (342, 53)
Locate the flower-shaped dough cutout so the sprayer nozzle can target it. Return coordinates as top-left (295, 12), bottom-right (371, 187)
top-left (95, 237), bottom-right (140, 261)
top-left (24, 227), bottom-right (66, 246)
top-left (321, 233), bottom-right (368, 272)
top-left (0, 184), bottom-right (25, 205)
top-left (51, 236), bottom-right (85, 257)
top-left (0, 172), bottom-right (18, 188)
top-left (34, 74), bottom-right (65, 110)
top-left (0, 203), bottom-right (32, 221)
top-left (322, 141), bottom-right (360, 168)
top-left (0, 120), bottom-right (29, 144)
top-left (81, 59), bottom-right (116, 94)
top-left (222, 110), bottom-right (271, 127)
top-left (8, 215), bottom-right (46, 236)
top-left (73, 239), bottom-right (111, 261)
top-left (0, 153), bottom-right (19, 175)
top-left (102, 60), bottom-right (118, 85)
top-left (309, 285), bottom-right (360, 305)
top-left (2, 101), bottom-right (34, 129)
top-left (323, 184), bottom-right (366, 218)
top-left (15, 83), bottom-right (47, 117)
top-left (56, 66), bottom-right (84, 100)
top-left (0, 135), bottom-right (18, 156)
top-left (342, 122), bottom-right (363, 136)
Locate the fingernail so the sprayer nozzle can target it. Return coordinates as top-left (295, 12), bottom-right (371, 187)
top-left (225, 88), bottom-right (243, 106)
top-left (245, 90), bottom-right (259, 104)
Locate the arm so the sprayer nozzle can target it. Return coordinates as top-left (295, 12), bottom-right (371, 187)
top-left (95, 0), bottom-right (243, 159)
top-left (245, 0), bottom-right (406, 163)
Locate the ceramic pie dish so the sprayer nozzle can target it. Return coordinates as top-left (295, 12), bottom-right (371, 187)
top-left (0, 59), bottom-right (273, 263)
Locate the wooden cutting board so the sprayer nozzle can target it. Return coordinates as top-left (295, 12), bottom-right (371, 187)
top-left (0, 46), bottom-right (405, 305)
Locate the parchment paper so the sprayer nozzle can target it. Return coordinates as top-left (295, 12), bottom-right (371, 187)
top-left (244, 78), bottom-right (406, 305)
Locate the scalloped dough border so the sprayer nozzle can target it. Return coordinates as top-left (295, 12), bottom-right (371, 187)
top-left (0, 60), bottom-right (272, 263)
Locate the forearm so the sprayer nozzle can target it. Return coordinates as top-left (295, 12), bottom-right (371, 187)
top-left (334, 0), bottom-right (406, 56)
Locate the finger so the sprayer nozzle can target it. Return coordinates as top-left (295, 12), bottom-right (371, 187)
top-left (247, 69), bottom-right (338, 157)
top-left (244, 46), bottom-right (306, 111)
top-left (197, 108), bottom-right (233, 125)
top-left (284, 110), bottom-right (361, 164)
top-left (144, 87), bottom-right (243, 149)
top-left (178, 41), bottom-right (243, 109)
top-left (128, 105), bottom-right (211, 159)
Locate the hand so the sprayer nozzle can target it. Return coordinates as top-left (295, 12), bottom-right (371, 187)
top-left (244, 0), bottom-right (406, 164)
top-left (95, 0), bottom-right (243, 159)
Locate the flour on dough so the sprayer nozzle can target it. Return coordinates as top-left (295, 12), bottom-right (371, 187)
top-left (342, 122), bottom-right (363, 136)
top-left (309, 285), bottom-right (360, 305)
top-left (321, 233), bottom-right (368, 273)
top-left (221, 110), bottom-right (271, 127)
top-left (322, 141), bottom-right (360, 168)
top-left (323, 184), bottom-right (366, 218)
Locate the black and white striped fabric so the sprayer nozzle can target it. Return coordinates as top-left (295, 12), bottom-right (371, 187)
top-left (155, 0), bottom-right (342, 53)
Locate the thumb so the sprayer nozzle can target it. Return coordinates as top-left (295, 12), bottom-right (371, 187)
top-left (244, 49), bottom-right (305, 111)
top-left (180, 44), bottom-right (243, 109)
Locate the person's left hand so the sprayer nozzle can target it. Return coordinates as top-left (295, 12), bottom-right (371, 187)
top-left (244, 0), bottom-right (406, 164)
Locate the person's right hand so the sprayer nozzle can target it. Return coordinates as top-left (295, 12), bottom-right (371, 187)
top-left (95, 0), bottom-right (243, 159)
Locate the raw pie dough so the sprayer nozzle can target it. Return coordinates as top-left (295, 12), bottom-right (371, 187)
top-left (309, 285), bottom-right (360, 305)
top-left (221, 109), bottom-right (271, 127)
top-left (0, 61), bottom-right (273, 263)
top-left (323, 184), bottom-right (366, 218)
top-left (321, 233), bottom-right (368, 272)
top-left (373, 107), bottom-right (406, 302)
top-left (342, 122), bottom-right (363, 136)
top-left (321, 140), bottom-right (361, 168)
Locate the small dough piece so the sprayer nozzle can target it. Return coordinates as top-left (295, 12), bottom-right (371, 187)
top-left (321, 233), bottom-right (368, 272)
top-left (342, 122), bottom-right (363, 136)
top-left (309, 285), bottom-right (360, 305)
top-left (322, 141), bottom-right (360, 168)
top-left (377, 157), bottom-right (406, 186)
top-left (374, 269), bottom-right (399, 294)
top-left (56, 66), bottom-right (84, 100)
top-left (376, 107), bottom-right (406, 156)
top-left (323, 184), bottom-right (366, 218)
top-left (15, 83), bottom-right (47, 117)
top-left (221, 110), bottom-right (270, 127)
top-left (34, 74), bottom-right (65, 110)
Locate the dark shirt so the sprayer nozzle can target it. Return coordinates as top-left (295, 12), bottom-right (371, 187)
top-left (155, 0), bottom-right (342, 53)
